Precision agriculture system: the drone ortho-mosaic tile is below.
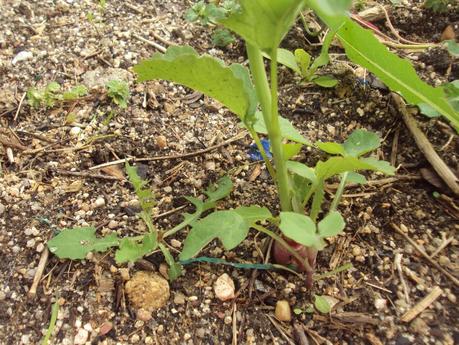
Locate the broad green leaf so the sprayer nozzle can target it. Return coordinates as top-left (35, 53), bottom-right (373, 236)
top-left (115, 233), bottom-right (158, 264)
top-left (343, 129), bottom-right (381, 157)
top-left (312, 75), bottom-right (338, 88)
top-left (204, 175), bottom-right (234, 203)
top-left (220, 0), bottom-right (305, 55)
top-left (316, 142), bottom-right (345, 155)
top-left (445, 39), bottom-right (459, 57)
top-left (336, 19), bottom-right (458, 130)
top-left (134, 46), bottom-right (257, 120)
top-left (418, 103), bottom-right (441, 118)
top-left (234, 205), bottom-right (272, 224)
top-left (359, 157), bottom-right (395, 175)
top-left (314, 295), bottom-right (331, 313)
top-left (315, 156), bottom-right (394, 181)
top-left (276, 48), bottom-right (301, 74)
top-left (346, 172), bottom-right (367, 185)
top-left (286, 161), bottom-right (317, 183)
top-left (295, 49), bottom-right (311, 76)
top-left (47, 227), bottom-right (119, 260)
top-left (252, 111), bottom-right (311, 145)
top-left (279, 212), bottom-right (324, 249)
top-left (283, 143), bottom-right (303, 160)
top-left (180, 210), bottom-right (249, 260)
top-left (318, 211), bottom-right (345, 237)
top-left (158, 243), bottom-right (182, 281)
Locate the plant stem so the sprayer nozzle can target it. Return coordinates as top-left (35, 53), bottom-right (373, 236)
top-left (269, 51), bottom-right (292, 211)
top-left (329, 172), bottom-right (348, 212)
top-left (253, 224), bottom-right (312, 272)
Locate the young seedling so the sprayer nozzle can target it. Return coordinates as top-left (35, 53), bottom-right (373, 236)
top-left (105, 79), bottom-right (130, 108)
top-left (27, 83), bottom-right (88, 108)
top-left (47, 163), bottom-right (233, 281)
top-left (185, 0), bottom-right (239, 47)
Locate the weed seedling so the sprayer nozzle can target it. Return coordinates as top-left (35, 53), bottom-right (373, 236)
top-left (105, 79), bottom-right (130, 108)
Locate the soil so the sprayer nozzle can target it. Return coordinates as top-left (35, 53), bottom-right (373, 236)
top-left (0, 1), bottom-right (458, 345)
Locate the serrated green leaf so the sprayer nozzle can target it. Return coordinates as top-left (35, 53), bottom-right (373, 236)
top-left (134, 46), bottom-right (257, 120)
top-left (252, 111), bottom-right (311, 145)
top-left (115, 233), bottom-right (157, 264)
top-left (220, 0), bottom-right (304, 55)
top-left (283, 143), bottom-right (303, 160)
top-left (312, 75), bottom-right (338, 88)
top-left (179, 210), bottom-right (249, 260)
top-left (316, 142), bottom-right (345, 155)
top-left (47, 227), bottom-right (119, 260)
top-left (158, 243), bottom-right (182, 281)
top-left (343, 129), bottom-right (381, 157)
top-left (234, 205), bottom-right (272, 224)
top-left (204, 175), bottom-right (234, 203)
top-left (318, 211), bottom-right (345, 237)
top-left (286, 161), bottom-right (317, 183)
top-left (126, 162), bottom-right (155, 217)
top-left (279, 212), bottom-right (324, 249)
top-left (314, 295), bottom-right (331, 313)
top-left (63, 85), bottom-right (88, 100)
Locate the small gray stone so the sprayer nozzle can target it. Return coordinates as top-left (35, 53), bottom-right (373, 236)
top-left (0, 203), bottom-right (5, 215)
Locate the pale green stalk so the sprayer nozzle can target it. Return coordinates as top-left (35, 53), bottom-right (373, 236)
top-left (329, 172), bottom-right (348, 212)
top-left (246, 43), bottom-right (291, 212)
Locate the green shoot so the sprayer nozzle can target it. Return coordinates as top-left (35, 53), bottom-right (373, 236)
top-left (105, 80), bottom-right (130, 108)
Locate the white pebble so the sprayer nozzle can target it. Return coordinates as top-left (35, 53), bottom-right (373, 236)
top-left (214, 273), bottom-right (235, 302)
top-left (73, 329), bottom-right (89, 345)
top-left (93, 197), bottom-right (105, 208)
top-left (69, 127), bottom-right (82, 136)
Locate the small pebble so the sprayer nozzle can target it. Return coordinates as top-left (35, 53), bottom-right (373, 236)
top-left (163, 186), bottom-right (172, 193)
top-left (205, 161), bottom-right (216, 171)
top-left (170, 239), bottom-right (181, 248)
top-left (275, 300), bottom-right (292, 321)
top-left (155, 135), bottom-right (167, 149)
top-left (36, 243), bottom-right (44, 253)
top-left (94, 197), bottom-right (105, 208)
top-left (69, 126), bottom-right (82, 136)
top-left (74, 329), bottom-right (89, 345)
top-left (174, 292), bottom-right (186, 305)
top-left (108, 220), bottom-right (118, 229)
top-left (0, 203), bottom-right (5, 215)
top-left (214, 273), bottom-right (235, 302)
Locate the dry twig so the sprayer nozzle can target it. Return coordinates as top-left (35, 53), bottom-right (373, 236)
top-left (28, 248), bottom-right (49, 299)
top-left (89, 132), bottom-right (247, 171)
top-left (391, 223), bottom-right (459, 287)
top-left (400, 286), bottom-right (442, 322)
top-left (391, 93), bottom-right (459, 196)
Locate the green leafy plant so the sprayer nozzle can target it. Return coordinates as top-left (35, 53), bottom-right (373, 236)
top-left (274, 47), bottom-right (338, 88)
top-left (47, 0), bottom-right (456, 289)
top-left (105, 79), bottom-right (130, 108)
top-left (132, 0), bottom-right (401, 287)
top-left (27, 82), bottom-right (61, 108)
top-left (27, 82), bottom-right (88, 108)
top-left (185, 0), bottom-right (240, 47)
top-left (47, 163), bottom-right (233, 281)
top-left (424, 0), bottom-right (452, 12)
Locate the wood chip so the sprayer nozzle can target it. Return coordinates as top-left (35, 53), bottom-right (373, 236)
top-left (400, 286), bottom-right (443, 322)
